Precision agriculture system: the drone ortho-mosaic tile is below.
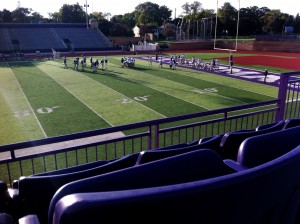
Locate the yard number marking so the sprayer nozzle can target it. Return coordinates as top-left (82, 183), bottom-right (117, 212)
top-left (14, 110), bottom-right (31, 117)
top-left (120, 96), bottom-right (151, 104)
top-left (37, 106), bottom-right (61, 114)
top-left (192, 88), bottom-right (218, 94)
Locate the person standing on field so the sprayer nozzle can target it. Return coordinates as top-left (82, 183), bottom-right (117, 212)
top-left (263, 69), bottom-right (268, 83)
top-left (63, 56), bottom-right (68, 69)
top-left (229, 52), bottom-right (233, 74)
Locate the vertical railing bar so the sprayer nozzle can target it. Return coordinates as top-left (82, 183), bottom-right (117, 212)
top-left (31, 158), bottom-right (35, 174)
top-left (65, 151), bottom-right (68, 168)
top-left (131, 139), bottom-right (134, 154)
top-left (19, 160), bottom-right (23, 176)
top-left (123, 140), bottom-right (126, 156)
top-left (75, 149), bottom-right (78, 165)
top-left (6, 163), bottom-right (12, 187)
top-left (85, 146), bottom-right (88, 163)
top-left (42, 156), bottom-right (46, 173)
top-left (105, 144), bottom-right (108, 160)
top-left (95, 145), bottom-right (98, 161)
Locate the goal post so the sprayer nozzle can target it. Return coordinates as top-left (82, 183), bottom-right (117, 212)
top-left (51, 48), bottom-right (61, 60)
top-left (213, 0), bottom-right (240, 52)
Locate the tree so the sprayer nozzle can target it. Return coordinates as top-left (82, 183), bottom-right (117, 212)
top-left (110, 12), bottom-right (136, 28)
top-left (190, 1), bottom-right (202, 15)
top-left (59, 3), bottom-right (85, 23)
top-left (48, 12), bottom-right (61, 22)
top-left (238, 6), bottom-right (267, 35)
top-left (216, 2), bottom-right (238, 37)
top-left (109, 23), bottom-right (134, 37)
top-left (97, 19), bottom-right (112, 36)
top-left (90, 12), bottom-right (111, 21)
top-left (134, 2), bottom-right (171, 26)
top-left (157, 6), bottom-right (172, 25)
top-left (261, 10), bottom-right (288, 34)
top-left (11, 7), bottom-right (32, 23)
top-left (293, 13), bottom-right (300, 33)
top-left (29, 12), bottom-right (44, 23)
top-left (181, 2), bottom-right (191, 16)
top-left (0, 9), bottom-right (12, 22)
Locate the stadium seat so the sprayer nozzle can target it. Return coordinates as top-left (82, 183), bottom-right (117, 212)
top-left (18, 214), bottom-right (40, 224)
top-left (13, 153), bottom-right (139, 224)
top-left (255, 120), bottom-right (284, 131)
top-left (220, 120), bottom-right (285, 160)
top-left (31, 159), bottom-right (114, 177)
top-left (135, 134), bottom-right (224, 165)
top-left (224, 126), bottom-right (300, 171)
top-left (0, 181), bottom-right (13, 216)
top-left (48, 149), bottom-right (234, 224)
top-left (0, 213), bottom-right (15, 224)
top-left (154, 142), bottom-right (191, 150)
top-left (154, 139), bottom-right (201, 151)
top-left (12, 159), bottom-right (115, 189)
top-left (52, 144), bottom-right (300, 224)
top-left (283, 118), bottom-right (300, 129)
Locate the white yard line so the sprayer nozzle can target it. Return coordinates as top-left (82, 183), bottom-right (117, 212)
top-left (82, 71), bottom-right (167, 118)
top-left (11, 65), bottom-right (48, 138)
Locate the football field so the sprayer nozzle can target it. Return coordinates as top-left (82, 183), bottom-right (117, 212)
top-left (0, 54), bottom-right (279, 145)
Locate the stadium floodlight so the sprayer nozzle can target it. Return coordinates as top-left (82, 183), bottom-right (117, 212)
top-left (84, 0), bottom-right (89, 29)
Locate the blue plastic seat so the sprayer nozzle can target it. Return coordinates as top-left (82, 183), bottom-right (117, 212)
top-left (15, 153), bottom-right (139, 224)
top-left (283, 118), bottom-right (300, 129)
top-left (52, 145), bottom-right (300, 224)
top-left (136, 134), bottom-right (224, 165)
top-left (221, 120), bottom-right (285, 160)
top-left (225, 126), bottom-right (300, 171)
top-left (49, 149), bottom-right (234, 224)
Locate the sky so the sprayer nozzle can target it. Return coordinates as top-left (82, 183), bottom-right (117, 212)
top-left (1, 0), bottom-right (299, 18)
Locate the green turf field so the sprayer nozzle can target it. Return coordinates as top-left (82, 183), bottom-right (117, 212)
top-left (0, 55), bottom-right (278, 145)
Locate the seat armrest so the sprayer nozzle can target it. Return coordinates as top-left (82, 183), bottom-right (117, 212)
top-left (19, 214), bottom-right (40, 224)
top-left (8, 188), bottom-right (19, 199)
top-left (223, 159), bottom-right (248, 171)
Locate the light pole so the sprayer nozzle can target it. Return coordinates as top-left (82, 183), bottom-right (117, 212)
top-left (84, 0), bottom-right (89, 29)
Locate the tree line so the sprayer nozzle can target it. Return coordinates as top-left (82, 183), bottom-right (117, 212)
top-left (0, 1), bottom-right (299, 38)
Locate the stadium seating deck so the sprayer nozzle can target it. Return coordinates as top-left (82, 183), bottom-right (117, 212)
top-left (0, 24), bottom-right (113, 53)
top-left (51, 144), bottom-right (300, 224)
top-left (1, 118), bottom-right (300, 224)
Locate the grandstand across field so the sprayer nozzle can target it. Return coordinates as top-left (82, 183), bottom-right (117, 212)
top-left (0, 22), bottom-right (117, 54)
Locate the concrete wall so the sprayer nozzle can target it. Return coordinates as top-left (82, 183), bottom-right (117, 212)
top-left (168, 40), bottom-right (300, 53)
top-left (108, 37), bottom-right (143, 47)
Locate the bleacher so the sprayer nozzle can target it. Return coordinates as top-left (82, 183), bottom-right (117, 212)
top-left (1, 118), bottom-right (300, 224)
top-left (54, 28), bottom-right (111, 50)
top-left (0, 23), bottom-right (113, 54)
top-left (0, 28), bottom-right (13, 52)
top-left (8, 28), bottom-right (66, 52)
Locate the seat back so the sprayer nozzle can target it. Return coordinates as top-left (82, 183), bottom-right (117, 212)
top-left (136, 134), bottom-right (223, 165)
top-left (221, 120), bottom-right (285, 160)
top-left (31, 159), bottom-right (112, 177)
top-left (255, 121), bottom-right (283, 131)
top-left (238, 126), bottom-right (300, 168)
top-left (49, 149), bottom-right (234, 224)
top-left (16, 153), bottom-right (139, 224)
top-left (283, 118), bottom-right (300, 129)
top-left (52, 145), bottom-right (300, 224)
top-left (0, 213), bottom-right (14, 224)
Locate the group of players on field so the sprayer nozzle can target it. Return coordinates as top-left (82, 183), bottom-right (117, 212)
top-left (63, 55), bottom-right (108, 73)
top-left (148, 54), bottom-right (220, 71)
top-left (63, 54), bottom-right (221, 73)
